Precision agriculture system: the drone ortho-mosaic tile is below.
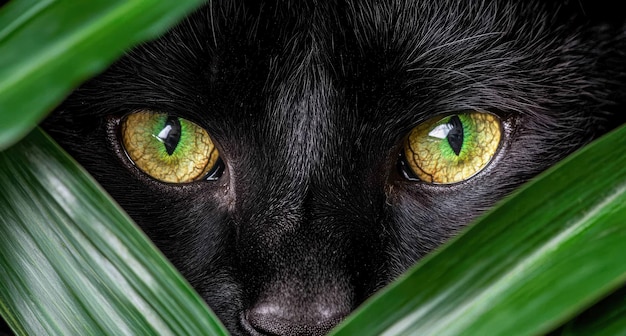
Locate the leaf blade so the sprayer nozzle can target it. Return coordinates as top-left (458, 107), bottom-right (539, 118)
top-left (561, 285), bottom-right (626, 336)
top-left (0, 0), bottom-right (206, 150)
top-left (0, 128), bottom-right (228, 336)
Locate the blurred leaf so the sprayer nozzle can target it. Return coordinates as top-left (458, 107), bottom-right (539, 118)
top-left (0, 0), bottom-right (206, 150)
top-left (332, 124), bottom-right (626, 336)
top-left (0, 128), bottom-right (228, 336)
top-left (553, 285), bottom-right (626, 336)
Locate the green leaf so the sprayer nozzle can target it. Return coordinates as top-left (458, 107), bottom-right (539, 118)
top-left (0, 0), bottom-right (206, 150)
top-left (0, 128), bottom-right (228, 336)
top-left (554, 286), bottom-right (626, 336)
top-left (331, 124), bottom-right (626, 336)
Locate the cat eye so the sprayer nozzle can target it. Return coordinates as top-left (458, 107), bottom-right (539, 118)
top-left (120, 111), bottom-right (222, 183)
top-left (401, 111), bottom-right (501, 184)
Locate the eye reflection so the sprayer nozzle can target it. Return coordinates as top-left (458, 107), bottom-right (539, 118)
top-left (120, 111), bottom-right (221, 183)
top-left (403, 111), bottom-right (502, 184)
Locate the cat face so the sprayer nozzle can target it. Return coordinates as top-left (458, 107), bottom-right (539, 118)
top-left (44, 0), bottom-right (626, 335)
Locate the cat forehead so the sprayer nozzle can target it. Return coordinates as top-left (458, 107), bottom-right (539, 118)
top-left (80, 0), bottom-right (585, 135)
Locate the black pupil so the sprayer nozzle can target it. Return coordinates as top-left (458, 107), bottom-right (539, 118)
top-left (447, 115), bottom-right (464, 156)
top-left (157, 116), bottom-right (182, 155)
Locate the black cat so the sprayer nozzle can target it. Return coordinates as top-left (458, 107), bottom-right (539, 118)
top-left (42, 1), bottom-right (625, 335)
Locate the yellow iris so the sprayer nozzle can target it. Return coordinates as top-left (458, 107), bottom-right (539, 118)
top-left (403, 111), bottom-right (501, 184)
top-left (120, 111), bottom-right (220, 183)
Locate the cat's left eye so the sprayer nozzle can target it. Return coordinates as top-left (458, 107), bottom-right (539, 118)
top-left (120, 111), bottom-right (222, 183)
top-left (400, 111), bottom-right (502, 184)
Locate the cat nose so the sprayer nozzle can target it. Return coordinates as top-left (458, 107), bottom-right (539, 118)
top-left (243, 299), bottom-right (349, 336)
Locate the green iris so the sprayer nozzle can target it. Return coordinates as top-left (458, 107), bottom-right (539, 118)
top-left (121, 111), bottom-right (219, 183)
top-left (404, 111), bottom-right (501, 184)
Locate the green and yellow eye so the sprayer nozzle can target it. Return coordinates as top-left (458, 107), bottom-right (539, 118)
top-left (120, 111), bottom-right (221, 183)
top-left (402, 111), bottom-right (501, 184)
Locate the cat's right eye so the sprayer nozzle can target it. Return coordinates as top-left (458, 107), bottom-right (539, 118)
top-left (119, 111), bottom-right (222, 183)
top-left (401, 111), bottom-right (502, 184)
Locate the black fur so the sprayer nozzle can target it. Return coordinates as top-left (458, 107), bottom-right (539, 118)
top-left (41, 1), bottom-right (625, 335)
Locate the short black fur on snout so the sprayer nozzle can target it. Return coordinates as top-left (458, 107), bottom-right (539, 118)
top-left (44, 0), bottom-right (626, 335)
